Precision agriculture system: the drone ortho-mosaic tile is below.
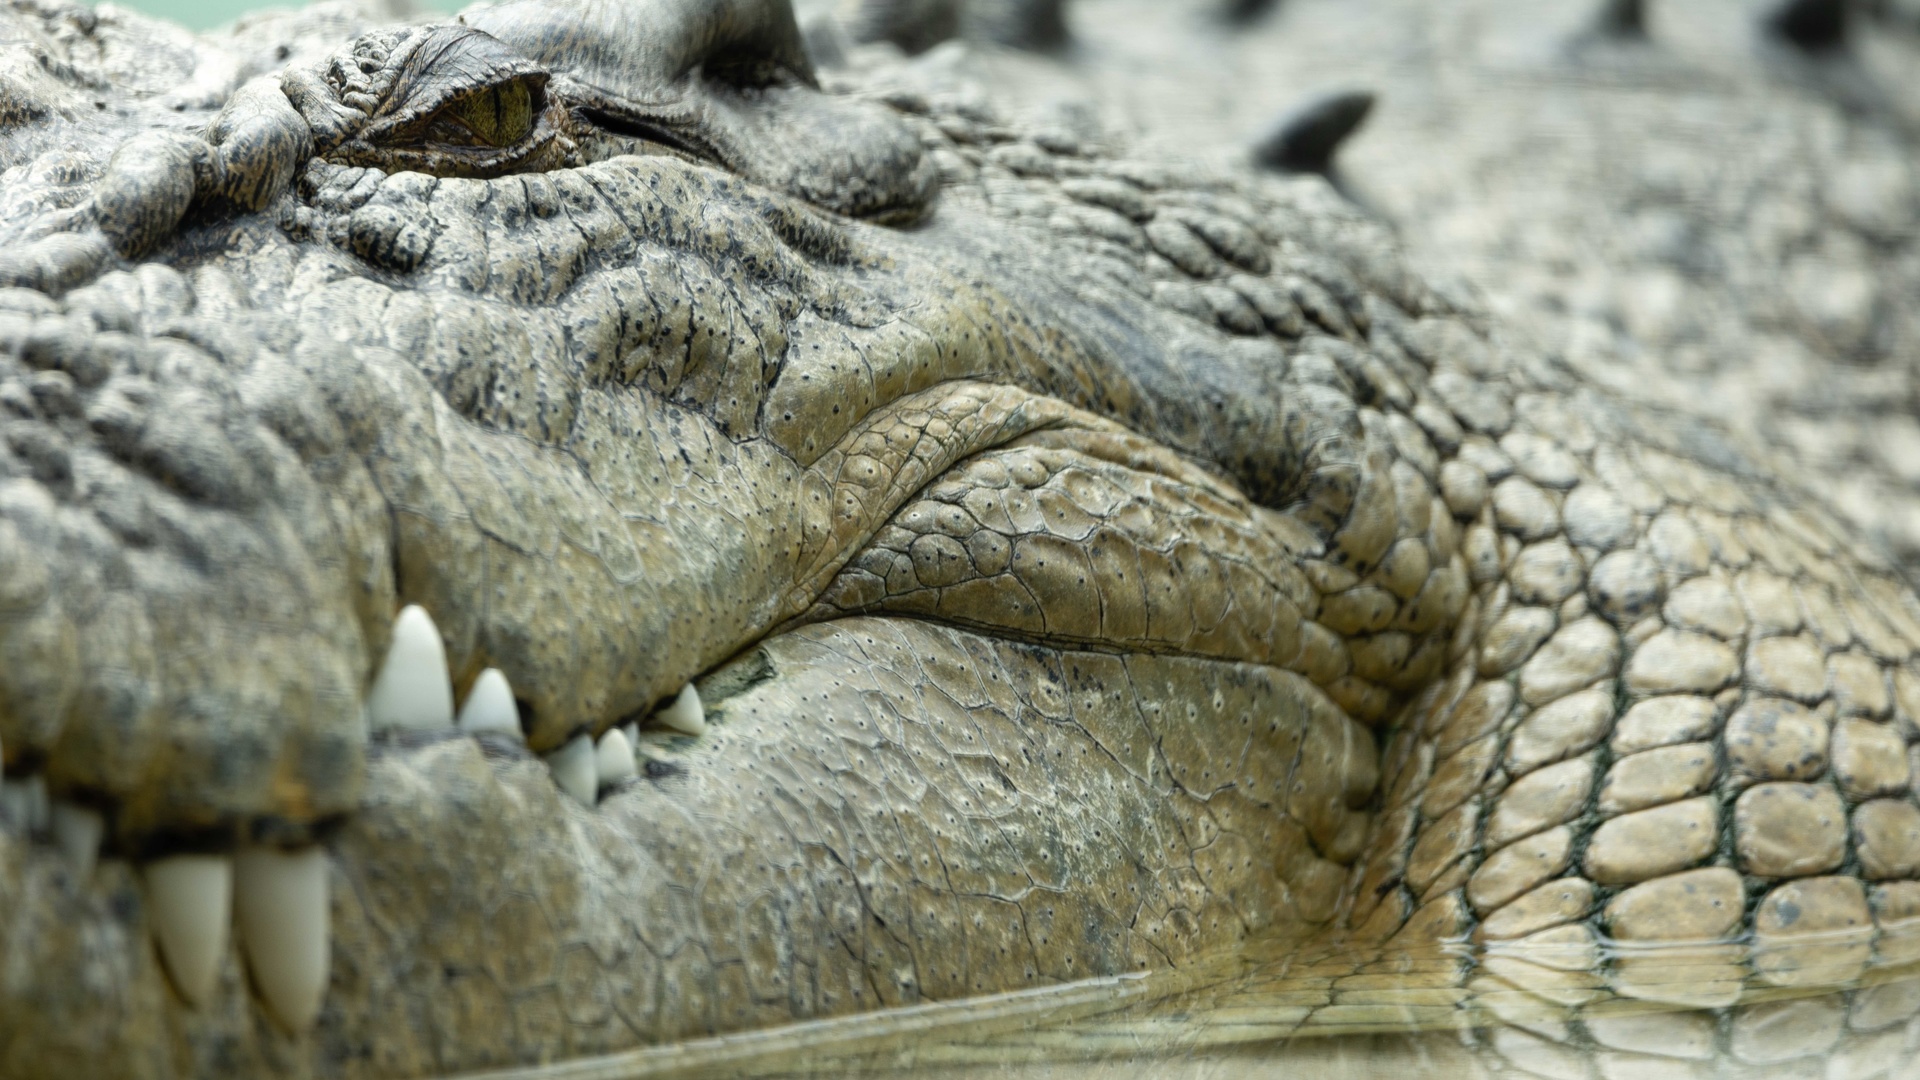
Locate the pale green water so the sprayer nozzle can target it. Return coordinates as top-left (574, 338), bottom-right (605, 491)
top-left (104, 0), bottom-right (452, 30)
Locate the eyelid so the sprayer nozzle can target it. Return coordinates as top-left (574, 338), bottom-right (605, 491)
top-left (353, 26), bottom-right (552, 146)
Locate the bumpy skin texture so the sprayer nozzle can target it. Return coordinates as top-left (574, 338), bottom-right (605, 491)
top-left (2, 0), bottom-right (1920, 1077)
top-left (974, 0), bottom-right (1920, 569)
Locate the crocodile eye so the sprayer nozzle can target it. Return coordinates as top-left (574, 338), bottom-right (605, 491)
top-left (420, 79), bottom-right (537, 149)
top-left (325, 27), bottom-right (566, 178)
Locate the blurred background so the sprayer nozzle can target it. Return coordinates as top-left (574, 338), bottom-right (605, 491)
top-left (106, 0), bottom-right (448, 29)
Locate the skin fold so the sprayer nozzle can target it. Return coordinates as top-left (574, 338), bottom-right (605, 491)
top-left (0, 0), bottom-right (1918, 1076)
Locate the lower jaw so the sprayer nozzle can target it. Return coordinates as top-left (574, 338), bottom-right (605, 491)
top-left (0, 615), bottom-right (1359, 1079)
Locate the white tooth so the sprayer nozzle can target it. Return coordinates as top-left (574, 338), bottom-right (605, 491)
top-left (654, 683), bottom-right (706, 736)
top-left (456, 668), bottom-right (523, 740)
top-left (23, 774), bottom-right (47, 833)
top-left (546, 734), bottom-right (597, 807)
top-left (595, 728), bottom-right (637, 791)
top-left (0, 779), bottom-right (27, 829)
top-left (50, 800), bottom-right (103, 877)
top-left (235, 846), bottom-right (330, 1034)
top-left (365, 605), bottom-right (455, 733)
top-left (146, 854), bottom-right (233, 1007)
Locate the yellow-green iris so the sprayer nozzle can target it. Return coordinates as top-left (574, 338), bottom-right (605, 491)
top-left (436, 80), bottom-right (534, 148)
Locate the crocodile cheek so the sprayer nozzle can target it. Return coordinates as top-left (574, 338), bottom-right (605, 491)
top-left (292, 160), bottom-right (866, 735)
top-left (274, 293), bottom-right (806, 744)
top-left (800, 429), bottom-right (1320, 666)
top-left (799, 408), bottom-right (1468, 732)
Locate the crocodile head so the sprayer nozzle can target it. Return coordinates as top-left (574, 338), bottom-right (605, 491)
top-left (4, 1), bottom-right (1920, 1076)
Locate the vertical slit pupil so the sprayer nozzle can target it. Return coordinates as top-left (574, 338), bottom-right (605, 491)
top-left (451, 80), bottom-right (533, 147)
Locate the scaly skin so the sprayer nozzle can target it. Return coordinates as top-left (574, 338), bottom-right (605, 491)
top-left (1, 1), bottom-right (1919, 1076)
top-left (955, 0), bottom-right (1920, 568)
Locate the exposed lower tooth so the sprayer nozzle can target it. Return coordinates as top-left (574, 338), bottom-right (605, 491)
top-left (366, 605), bottom-right (454, 733)
top-left (50, 800), bottom-right (103, 877)
top-left (654, 683), bottom-right (706, 736)
top-left (595, 728), bottom-right (637, 790)
top-left (546, 734), bottom-right (597, 807)
top-left (146, 854), bottom-right (233, 1007)
top-left (235, 846), bottom-right (330, 1034)
top-left (456, 668), bottom-right (523, 740)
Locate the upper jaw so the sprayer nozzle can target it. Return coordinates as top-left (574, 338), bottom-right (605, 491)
top-left (0, 140), bottom-right (1198, 835)
top-left (0, 102), bottom-right (1406, 835)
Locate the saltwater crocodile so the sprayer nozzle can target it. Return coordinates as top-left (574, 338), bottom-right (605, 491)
top-left (3, 0), bottom-right (1920, 1076)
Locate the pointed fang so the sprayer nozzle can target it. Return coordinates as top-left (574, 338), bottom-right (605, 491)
top-left (655, 683), bottom-right (706, 736)
top-left (147, 854), bottom-right (233, 1007)
top-left (547, 734), bottom-right (597, 807)
top-left (366, 605), bottom-right (455, 733)
top-left (596, 728), bottom-right (637, 791)
top-left (235, 846), bottom-right (330, 1034)
top-left (457, 668), bottom-right (523, 740)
